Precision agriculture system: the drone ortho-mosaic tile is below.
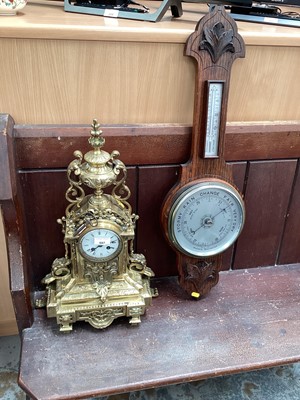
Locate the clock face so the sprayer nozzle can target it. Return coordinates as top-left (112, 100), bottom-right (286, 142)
top-left (79, 228), bottom-right (122, 262)
top-left (168, 180), bottom-right (245, 257)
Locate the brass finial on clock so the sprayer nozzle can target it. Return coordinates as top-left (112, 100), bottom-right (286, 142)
top-left (42, 119), bottom-right (157, 332)
top-left (89, 118), bottom-right (105, 148)
top-left (69, 119), bottom-right (123, 200)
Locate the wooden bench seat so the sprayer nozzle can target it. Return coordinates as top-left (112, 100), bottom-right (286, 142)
top-left (1, 114), bottom-right (300, 399)
top-left (19, 265), bottom-right (300, 400)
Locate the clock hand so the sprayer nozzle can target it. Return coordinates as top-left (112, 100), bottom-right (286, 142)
top-left (90, 244), bottom-right (103, 252)
top-left (190, 204), bottom-right (231, 235)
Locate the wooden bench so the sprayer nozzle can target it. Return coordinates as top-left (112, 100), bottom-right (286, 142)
top-left (1, 113), bottom-right (300, 399)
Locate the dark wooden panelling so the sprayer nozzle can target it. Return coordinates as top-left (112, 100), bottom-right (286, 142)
top-left (9, 121), bottom-right (300, 281)
top-left (4, 120), bottom-right (300, 303)
top-left (137, 165), bottom-right (179, 277)
top-left (14, 123), bottom-right (300, 169)
top-left (222, 162), bottom-right (247, 270)
top-left (19, 171), bottom-right (69, 289)
top-left (14, 125), bottom-right (191, 169)
top-left (19, 168), bottom-right (137, 289)
top-left (278, 162), bottom-right (300, 264)
top-left (233, 160), bottom-right (297, 269)
top-left (225, 123), bottom-right (300, 161)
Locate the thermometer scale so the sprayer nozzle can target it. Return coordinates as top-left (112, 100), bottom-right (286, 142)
top-left (204, 81), bottom-right (224, 158)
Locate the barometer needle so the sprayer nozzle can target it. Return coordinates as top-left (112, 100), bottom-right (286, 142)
top-left (190, 204), bottom-right (230, 235)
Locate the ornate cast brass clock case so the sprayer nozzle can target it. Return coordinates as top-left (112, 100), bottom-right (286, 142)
top-left (42, 120), bottom-right (157, 332)
top-left (161, 6), bottom-right (246, 299)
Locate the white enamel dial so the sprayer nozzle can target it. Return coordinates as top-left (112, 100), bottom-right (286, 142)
top-left (168, 180), bottom-right (245, 257)
top-left (79, 228), bottom-right (122, 261)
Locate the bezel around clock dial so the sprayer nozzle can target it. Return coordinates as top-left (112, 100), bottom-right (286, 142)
top-left (79, 227), bottom-right (122, 262)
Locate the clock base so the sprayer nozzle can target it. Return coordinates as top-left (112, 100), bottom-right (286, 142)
top-left (45, 271), bottom-right (155, 331)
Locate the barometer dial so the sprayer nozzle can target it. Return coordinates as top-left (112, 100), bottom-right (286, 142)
top-left (168, 180), bottom-right (245, 258)
top-left (79, 228), bottom-right (122, 262)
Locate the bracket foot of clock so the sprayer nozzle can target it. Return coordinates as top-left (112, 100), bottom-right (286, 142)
top-left (129, 315), bottom-right (141, 325)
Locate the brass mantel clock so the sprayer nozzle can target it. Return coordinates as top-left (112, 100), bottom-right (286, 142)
top-left (42, 120), bottom-right (157, 332)
top-left (161, 6), bottom-right (246, 298)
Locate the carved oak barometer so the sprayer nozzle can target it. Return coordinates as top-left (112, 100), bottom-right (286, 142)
top-left (42, 120), bottom-right (156, 332)
top-left (161, 6), bottom-right (246, 298)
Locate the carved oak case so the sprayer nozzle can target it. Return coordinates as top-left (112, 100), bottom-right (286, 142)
top-left (161, 6), bottom-right (246, 298)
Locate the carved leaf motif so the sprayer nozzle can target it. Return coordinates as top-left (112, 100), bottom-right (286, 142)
top-left (94, 283), bottom-right (109, 302)
top-left (200, 22), bottom-right (235, 63)
top-left (185, 261), bottom-right (218, 294)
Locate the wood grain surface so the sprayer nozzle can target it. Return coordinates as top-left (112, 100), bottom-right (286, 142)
top-left (19, 265), bottom-right (300, 399)
top-left (0, 3), bottom-right (299, 125)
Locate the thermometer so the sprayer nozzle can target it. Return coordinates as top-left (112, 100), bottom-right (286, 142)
top-left (204, 81), bottom-right (224, 158)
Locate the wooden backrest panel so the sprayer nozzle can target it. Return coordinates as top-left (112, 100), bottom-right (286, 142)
top-left (13, 123), bottom-right (300, 167)
top-left (279, 164), bottom-right (300, 264)
top-left (1, 114), bottom-right (300, 332)
top-left (234, 160), bottom-right (298, 269)
top-left (13, 125), bottom-right (191, 169)
top-left (0, 115), bottom-right (33, 332)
